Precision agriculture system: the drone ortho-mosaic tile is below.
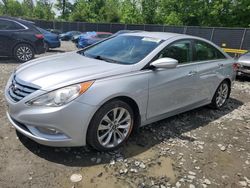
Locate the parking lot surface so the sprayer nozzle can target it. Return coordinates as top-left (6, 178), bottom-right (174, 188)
top-left (0, 42), bottom-right (250, 188)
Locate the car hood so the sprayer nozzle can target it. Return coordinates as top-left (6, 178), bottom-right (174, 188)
top-left (238, 55), bottom-right (250, 66)
top-left (15, 52), bottom-right (133, 91)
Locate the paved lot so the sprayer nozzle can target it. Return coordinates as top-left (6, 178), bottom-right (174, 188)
top-left (0, 42), bottom-right (250, 188)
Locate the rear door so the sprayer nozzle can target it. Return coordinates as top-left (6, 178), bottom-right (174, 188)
top-left (0, 19), bottom-right (26, 56)
top-left (147, 39), bottom-right (201, 119)
top-left (194, 40), bottom-right (228, 100)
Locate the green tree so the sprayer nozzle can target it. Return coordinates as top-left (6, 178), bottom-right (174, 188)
top-left (69, 0), bottom-right (96, 22)
top-left (54, 0), bottom-right (73, 20)
top-left (33, 0), bottom-right (55, 20)
top-left (1, 0), bottom-right (24, 17)
top-left (120, 0), bottom-right (142, 24)
top-left (99, 0), bottom-right (120, 22)
top-left (141, 0), bottom-right (158, 24)
top-left (22, 0), bottom-right (34, 18)
top-left (0, 2), bottom-right (3, 15)
top-left (231, 0), bottom-right (250, 27)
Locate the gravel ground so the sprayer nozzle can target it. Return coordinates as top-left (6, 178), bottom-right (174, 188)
top-left (0, 42), bottom-right (250, 188)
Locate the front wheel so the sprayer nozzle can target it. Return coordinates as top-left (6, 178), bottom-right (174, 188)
top-left (14, 43), bottom-right (34, 62)
top-left (210, 80), bottom-right (230, 109)
top-left (87, 100), bottom-right (134, 151)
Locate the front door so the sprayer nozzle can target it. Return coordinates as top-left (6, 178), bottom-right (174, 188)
top-left (147, 39), bottom-right (201, 119)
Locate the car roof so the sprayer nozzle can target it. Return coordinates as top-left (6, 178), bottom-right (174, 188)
top-left (123, 31), bottom-right (190, 40)
top-left (0, 16), bottom-right (34, 25)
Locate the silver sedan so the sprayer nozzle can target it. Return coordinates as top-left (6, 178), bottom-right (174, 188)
top-left (5, 32), bottom-right (236, 151)
top-left (237, 52), bottom-right (250, 77)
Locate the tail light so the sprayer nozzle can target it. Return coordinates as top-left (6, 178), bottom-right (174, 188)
top-left (232, 63), bottom-right (240, 71)
top-left (35, 34), bottom-right (44, 39)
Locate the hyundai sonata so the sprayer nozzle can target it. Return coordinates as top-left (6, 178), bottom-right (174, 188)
top-left (5, 32), bottom-right (236, 151)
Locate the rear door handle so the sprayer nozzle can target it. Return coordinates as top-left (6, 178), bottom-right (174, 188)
top-left (188, 70), bottom-right (198, 76)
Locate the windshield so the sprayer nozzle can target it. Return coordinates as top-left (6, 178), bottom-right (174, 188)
top-left (37, 27), bottom-right (50, 34)
top-left (81, 35), bottom-right (163, 65)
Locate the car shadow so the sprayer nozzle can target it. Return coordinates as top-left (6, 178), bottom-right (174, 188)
top-left (47, 49), bottom-right (66, 53)
top-left (236, 76), bottom-right (250, 82)
top-left (0, 57), bottom-right (19, 64)
top-left (18, 97), bottom-right (243, 167)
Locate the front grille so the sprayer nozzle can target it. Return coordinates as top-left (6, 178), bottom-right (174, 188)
top-left (8, 77), bottom-right (38, 102)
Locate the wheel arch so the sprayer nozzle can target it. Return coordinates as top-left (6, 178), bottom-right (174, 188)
top-left (87, 95), bottom-right (141, 138)
top-left (222, 78), bottom-right (231, 99)
top-left (110, 96), bottom-right (141, 133)
top-left (12, 41), bottom-right (35, 56)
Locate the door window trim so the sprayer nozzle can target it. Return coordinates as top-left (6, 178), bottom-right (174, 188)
top-left (142, 38), bottom-right (195, 70)
top-left (0, 18), bottom-right (28, 31)
top-left (192, 39), bottom-right (227, 62)
top-left (143, 38), bottom-right (228, 70)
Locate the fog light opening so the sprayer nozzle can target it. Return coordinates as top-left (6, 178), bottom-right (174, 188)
top-left (37, 127), bottom-right (63, 136)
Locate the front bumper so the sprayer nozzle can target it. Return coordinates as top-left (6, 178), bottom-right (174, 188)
top-left (34, 40), bottom-right (46, 54)
top-left (237, 67), bottom-right (250, 77)
top-left (5, 95), bottom-right (97, 147)
top-left (47, 40), bottom-right (61, 48)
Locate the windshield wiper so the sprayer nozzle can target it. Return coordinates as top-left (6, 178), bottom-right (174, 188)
top-left (94, 55), bottom-right (118, 64)
top-left (77, 51), bottom-right (120, 64)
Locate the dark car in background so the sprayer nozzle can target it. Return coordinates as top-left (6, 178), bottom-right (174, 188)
top-left (37, 27), bottom-right (60, 51)
top-left (59, 31), bottom-right (82, 41)
top-left (46, 29), bottom-right (62, 35)
top-left (76, 31), bottom-right (112, 48)
top-left (0, 16), bottom-right (45, 62)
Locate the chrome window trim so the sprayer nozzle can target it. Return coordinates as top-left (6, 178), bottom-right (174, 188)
top-left (0, 18), bottom-right (29, 31)
top-left (177, 59), bottom-right (226, 68)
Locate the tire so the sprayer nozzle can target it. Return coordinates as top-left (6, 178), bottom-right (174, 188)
top-left (210, 80), bottom-right (230, 109)
top-left (87, 100), bottom-right (134, 151)
top-left (44, 42), bottom-right (49, 52)
top-left (14, 43), bottom-right (34, 62)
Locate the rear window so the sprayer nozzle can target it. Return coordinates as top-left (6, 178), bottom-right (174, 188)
top-left (194, 40), bottom-right (226, 61)
top-left (0, 19), bottom-right (25, 30)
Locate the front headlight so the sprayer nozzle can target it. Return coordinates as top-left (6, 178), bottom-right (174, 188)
top-left (27, 81), bottom-right (94, 107)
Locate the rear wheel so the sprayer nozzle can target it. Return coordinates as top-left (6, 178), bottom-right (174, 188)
top-left (14, 43), bottom-right (34, 62)
top-left (44, 42), bottom-right (49, 52)
top-left (210, 80), bottom-right (230, 109)
top-left (87, 100), bottom-right (134, 151)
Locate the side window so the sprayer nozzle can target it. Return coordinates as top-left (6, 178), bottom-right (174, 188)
top-left (0, 20), bottom-right (24, 30)
top-left (158, 40), bottom-right (192, 64)
top-left (194, 40), bottom-right (226, 61)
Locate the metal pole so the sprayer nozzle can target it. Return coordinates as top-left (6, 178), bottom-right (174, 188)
top-left (183, 26), bottom-right (187, 34)
top-left (210, 28), bottom-right (215, 41)
top-left (240, 28), bottom-right (247, 50)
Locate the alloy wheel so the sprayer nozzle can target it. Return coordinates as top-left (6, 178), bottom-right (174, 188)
top-left (97, 107), bottom-right (132, 148)
top-left (16, 46), bottom-right (33, 62)
top-left (215, 82), bottom-right (229, 107)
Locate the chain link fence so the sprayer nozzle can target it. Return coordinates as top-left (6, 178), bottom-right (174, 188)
top-left (33, 19), bottom-right (250, 56)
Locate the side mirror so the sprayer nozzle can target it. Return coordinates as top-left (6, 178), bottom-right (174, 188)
top-left (150, 58), bottom-right (178, 69)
